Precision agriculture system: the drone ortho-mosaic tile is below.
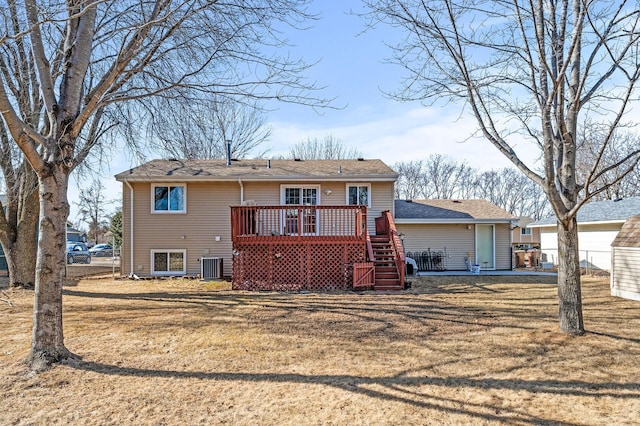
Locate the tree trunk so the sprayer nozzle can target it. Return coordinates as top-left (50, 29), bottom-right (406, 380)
top-left (5, 191), bottom-right (39, 288)
top-left (556, 216), bottom-right (585, 335)
top-left (26, 168), bottom-right (76, 371)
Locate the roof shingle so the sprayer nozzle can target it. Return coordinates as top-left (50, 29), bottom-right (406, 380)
top-left (611, 215), bottom-right (640, 247)
top-left (394, 199), bottom-right (515, 221)
top-left (530, 197), bottom-right (640, 226)
top-left (115, 159), bottom-right (398, 182)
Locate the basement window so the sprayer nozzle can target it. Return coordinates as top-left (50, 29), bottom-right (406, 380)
top-left (151, 250), bottom-right (186, 275)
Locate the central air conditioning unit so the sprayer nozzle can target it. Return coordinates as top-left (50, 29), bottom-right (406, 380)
top-left (201, 257), bottom-right (223, 280)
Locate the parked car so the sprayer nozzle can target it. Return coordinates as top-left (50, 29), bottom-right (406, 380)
top-left (67, 242), bottom-right (91, 264)
top-left (89, 243), bottom-right (113, 257)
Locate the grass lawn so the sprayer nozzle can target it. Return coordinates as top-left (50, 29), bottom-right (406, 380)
top-left (1, 274), bottom-right (639, 425)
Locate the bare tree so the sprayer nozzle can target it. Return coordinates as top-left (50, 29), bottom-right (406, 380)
top-left (423, 154), bottom-right (473, 199)
top-left (0, 7), bottom-right (44, 288)
top-left (394, 155), bottom-right (551, 219)
top-left (0, 127), bottom-right (39, 288)
top-left (576, 126), bottom-right (640, 201)
top-left (149, 96), bottom-right (272, 160)
top-left (394, 160), bottom-right (425, 199)
top-left (288, 135), bottom-right (362, 160)
top-left (0, 0), bottom-right (328, 371)
top-left (365, 0), bottom-right (640, 334)
top-left (75, 179), bottom-right (113, 245)
top-left (474, 168), bottom-right (551, 219)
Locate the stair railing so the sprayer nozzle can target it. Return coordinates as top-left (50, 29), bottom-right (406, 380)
top-left (377, 210), bottom-right (405, 288)
top-left (365, 228), bottom-right (375, 262)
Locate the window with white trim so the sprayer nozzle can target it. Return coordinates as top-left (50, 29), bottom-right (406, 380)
top-left (521, 228), bottom-right (532, 235)
top-left (347, 184), bottom-right (371, 207)
top-left (281, 185), bottom-right (319, 235)
top-left (151, 250), bottom-right (186, 275)
top-left (152, 184), bottom-right (186, 213)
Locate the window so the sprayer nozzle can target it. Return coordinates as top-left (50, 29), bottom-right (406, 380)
top-left (152, 184), bottom-right (185, 213)
top-left (151, 250), bottom-right (186, 275)
top-left (347, 184), bottom-right (370, 207)
top-left (283, 187), bottom-right (318, 205)
top-left (521, 228), bottom-right (532, 235)
top-left (281, 186), bottom-right (319, 235)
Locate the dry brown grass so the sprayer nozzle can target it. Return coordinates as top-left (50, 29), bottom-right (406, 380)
top-left (1, 274), bottom-right (639, 425)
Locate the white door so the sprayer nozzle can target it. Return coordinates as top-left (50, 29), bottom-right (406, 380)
top-left (476, 224), bottom-right (495, 269)
top-left (282, 187), bottom-right (318, 235)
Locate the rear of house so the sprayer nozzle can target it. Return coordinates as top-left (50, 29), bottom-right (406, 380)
top-left (115, 159), bottom-right (400, 290)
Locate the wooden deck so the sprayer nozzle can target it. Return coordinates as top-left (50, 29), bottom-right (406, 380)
top-left (230, 205), bottom-right (405, 291)
top-left (231, 205), bottom-right (368, 290)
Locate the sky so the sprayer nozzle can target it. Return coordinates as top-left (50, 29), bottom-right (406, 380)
top-left (69, 1), bottom-right (539, 222)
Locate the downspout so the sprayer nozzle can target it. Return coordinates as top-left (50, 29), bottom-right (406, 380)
top-left (238, 178), bottom-right (244, 204)
top-left (124, 180), bottom-right (134, 276)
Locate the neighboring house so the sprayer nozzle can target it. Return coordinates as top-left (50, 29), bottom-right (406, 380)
top-left (393, 199), bottom-right (516, 271)
top-left (66, 224), bottom-right (87, 243)
top-left (511, 217), bottom-right (541, 249)
top-left (610, 215), bottom-right (640, 301)
top-left (529, 197), bottom-right (640, 271)
top-left (115, 158), bottom-right (403, 290)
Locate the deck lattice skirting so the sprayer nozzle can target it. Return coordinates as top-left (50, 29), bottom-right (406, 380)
top-left (232, 241), bottom-right (366, 291)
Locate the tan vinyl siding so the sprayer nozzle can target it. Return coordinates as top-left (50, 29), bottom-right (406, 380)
top-left (494, 224), bottom-right (512, 270)
top-left (396, 223), bottom-right (475, 270)
top-left (611, 247), bottom-right (640, 296)
top-left (123, 181), bottom-right (239, 277)
top-left (121, 180), bottom-right (394, 277)
top-left (368, 182), bottom-right (395, 231)
top-left (511, 226), bottom-right (541, 246)
top-left (397, 223), bottom-right (512, 270)
top-left (242, 180), bottom-right (394, 233)
top-left (121, 182), bottom-right (131, 275)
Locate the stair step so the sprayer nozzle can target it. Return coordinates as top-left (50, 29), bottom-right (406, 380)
top-left (375, 278), bottom-right (401, 284)
top-left (375, 286), bottom-right (404, 291)
top-left (377, 274), bottom-right (399, 280)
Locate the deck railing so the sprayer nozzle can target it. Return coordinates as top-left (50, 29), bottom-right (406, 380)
top-left (231, 205), bottom-right (368, 243)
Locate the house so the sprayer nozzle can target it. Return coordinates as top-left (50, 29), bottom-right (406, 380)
top-left (66, 224), bottom-right (87, 244)
top-left (529, 197), bottom-right (640, 271)
top-left (610, 215), bottom-right (640, 301)
top-left (511, 217), bottom-right (541, 249)
top-left (393, 199), bottom-right (516, 271)
top-left (115, 158), bottom-right (404, 290)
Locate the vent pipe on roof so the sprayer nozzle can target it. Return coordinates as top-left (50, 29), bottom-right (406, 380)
top-left (226, 140), bottom-right (232, 166)
top-left (267, 159), bottom-right (271, 169)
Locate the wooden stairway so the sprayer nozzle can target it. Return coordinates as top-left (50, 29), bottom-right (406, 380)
top-left (370, 235), bottom-right (404, 291)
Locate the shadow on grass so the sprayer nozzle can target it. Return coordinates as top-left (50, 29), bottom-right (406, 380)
top-left (69, 359), bottom-right (640, 425)
top-left (62, 287), bottom-right (553, 341)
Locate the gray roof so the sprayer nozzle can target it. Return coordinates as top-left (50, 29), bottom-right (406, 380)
top-left (115, 159), bottom-right (398, 182)
top-left (530, 197), bottom-right (640, 227)
top-left (611, 215), bottom-right (640, 247)
top-left (394, 199), bottom-right (515, 222)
